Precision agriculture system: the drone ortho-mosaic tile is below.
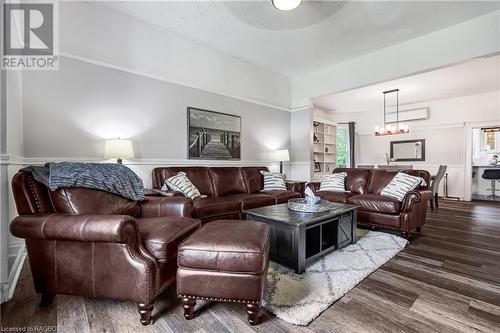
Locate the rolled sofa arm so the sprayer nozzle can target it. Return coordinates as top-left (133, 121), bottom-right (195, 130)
top-left (139, 196), bottom-right (193, 218)
top-left (286, 181), bottom-right (306, 196)
top-left (306, 182), bottom-right (321, 193)
top-left (401, 191), bottom-right (422, 212)
top-left (10, 214), bottom-right (138, 243)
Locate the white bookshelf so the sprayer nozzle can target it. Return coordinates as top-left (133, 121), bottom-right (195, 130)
top-left (313, 121), bottom-right (337, 181)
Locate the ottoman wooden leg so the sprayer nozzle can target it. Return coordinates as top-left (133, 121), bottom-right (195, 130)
top-left (181, 297), bottom-right (196, 320)
top-left (246, 303), bottom-right (260, 326)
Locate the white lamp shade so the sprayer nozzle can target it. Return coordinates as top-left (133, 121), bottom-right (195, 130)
top-left (274, 149), bottom-right (290, 162)
top-left (104, 139), bottom-right (134, 159)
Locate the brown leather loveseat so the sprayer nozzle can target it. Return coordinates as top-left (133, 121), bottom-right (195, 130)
top-left (308, 168), bottom-right (433, 237)
top-left (152, 166), bottom-right (302, 223)
top-left (9, 170), bottom-right (201, 325)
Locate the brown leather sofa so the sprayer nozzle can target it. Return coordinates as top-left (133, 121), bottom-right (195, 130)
top-left (152, 166), bottom-right (302, 223)
top-left (9, 170), bottom-right (201, 325)
top-left (308, 168), bottom-right (433, 237)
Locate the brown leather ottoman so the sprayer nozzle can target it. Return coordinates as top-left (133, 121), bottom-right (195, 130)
top-left (177, 220), bottom-right (270, 325)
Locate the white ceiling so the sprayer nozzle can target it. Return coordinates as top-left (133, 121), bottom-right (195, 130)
top-left (313, 54), bottom-right (500, 112)
top-left (99, 1), bottom-right (500, 77)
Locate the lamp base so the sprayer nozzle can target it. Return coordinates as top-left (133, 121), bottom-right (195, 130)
top-left (280, 161), bottom-right (283, 174)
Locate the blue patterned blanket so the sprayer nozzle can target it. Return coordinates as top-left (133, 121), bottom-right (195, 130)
top-left (23, 162), bottom-right (144, 201)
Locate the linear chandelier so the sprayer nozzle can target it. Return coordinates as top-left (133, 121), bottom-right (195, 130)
top-left (374, 89), bottom-right (409, 136)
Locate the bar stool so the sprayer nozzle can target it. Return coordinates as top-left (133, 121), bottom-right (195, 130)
top-left (482, 169), bottom-right (500, 198)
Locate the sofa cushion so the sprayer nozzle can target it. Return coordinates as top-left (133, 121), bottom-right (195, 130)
top-left (137, 217), bottom-right (201, 262)
top-left (316, 191), bottom-right (354, 203)
top-left (264, 190), bottom-right (301, 204)
top-left (380, 172), bottom-right (426, 201)
top-left (152, 167), bottom-right (215, 196)
top-left (192, 197), bottom-right (241, 219)
top-left (225, 193), bottom-right (275, 210)
top-left (333, 168), bottom-right (371, 194)
top-left (162, 172), bottom-right (201, 199)
top-left (261, 171), bottom-right (287, 191)
top-left (178, 220), bottom-right (270, 274)
top-left (241, 166), bottom-right (269, 193)
top-left (319, 172), bottom-right (348, 192)
top-left (210, 167), bottom-right (247, 197)
top-left (347, 194), bottom-right (401, 214)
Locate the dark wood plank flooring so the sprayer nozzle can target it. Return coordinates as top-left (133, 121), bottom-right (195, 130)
top-left (2, 200), bottom-right (500, 332)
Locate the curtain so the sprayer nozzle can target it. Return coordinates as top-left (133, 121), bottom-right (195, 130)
top-left (348, 122), bottom-right (355, 168)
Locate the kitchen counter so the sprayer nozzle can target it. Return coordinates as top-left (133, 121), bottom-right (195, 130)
top-left (472, 165), bottom-right (500, 197)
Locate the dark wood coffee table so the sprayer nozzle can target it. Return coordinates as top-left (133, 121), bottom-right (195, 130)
top-left (244, 202), bottom-right (357, 274)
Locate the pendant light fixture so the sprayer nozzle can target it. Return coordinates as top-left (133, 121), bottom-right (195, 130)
top-left (374, 89), bottom-right (409, 136)
top-left (272, 0), bottom-right (302, 11)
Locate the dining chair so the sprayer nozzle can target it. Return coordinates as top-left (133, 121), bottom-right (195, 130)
top-left (430, 165), bottom-right (447, 209)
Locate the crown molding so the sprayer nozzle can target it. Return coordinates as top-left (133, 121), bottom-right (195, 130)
top-left (60, 52), bottom-right (293, 112)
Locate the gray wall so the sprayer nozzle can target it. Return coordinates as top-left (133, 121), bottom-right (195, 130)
top-left (22, 57), bottom-right (290, 161)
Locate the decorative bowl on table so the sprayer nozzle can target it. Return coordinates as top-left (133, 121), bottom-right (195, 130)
top-left (287, 198), bottom-right (331, 213)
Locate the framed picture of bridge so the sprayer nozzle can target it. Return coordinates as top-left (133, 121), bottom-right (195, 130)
top-left (187, 107), bottom-right (241, 160)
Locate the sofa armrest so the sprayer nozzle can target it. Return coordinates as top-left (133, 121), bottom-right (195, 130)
top-left (401, 190), bottom-right (423, 212)
top-left (306, 182), bottom-right (321, 193)
top-left (139, 196), bottom-right (193, 218)
top-left (10, 214), bottom-right (138, 243)
top-left (286, 181), bottom-right (306, 196)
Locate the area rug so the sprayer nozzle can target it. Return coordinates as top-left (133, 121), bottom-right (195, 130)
top-left (263, 231), bottom-right (408, 326)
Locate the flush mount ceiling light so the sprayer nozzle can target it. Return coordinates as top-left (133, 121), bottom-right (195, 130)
top-left (272, 0), bottom-right (303, 11)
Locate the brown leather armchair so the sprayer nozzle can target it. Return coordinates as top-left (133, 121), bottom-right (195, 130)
top-left (10, 170), bottom-right (201, 325)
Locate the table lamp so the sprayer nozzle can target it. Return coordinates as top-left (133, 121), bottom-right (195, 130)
top-left (273, 149), bottom-right (290, 174)
top-left (104, 138), bottom-right (134, 164)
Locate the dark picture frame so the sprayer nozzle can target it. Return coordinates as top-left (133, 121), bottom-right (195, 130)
top-left (187, 107), bottom-right (241, 160)
top-left (390, 139), bottom-right (425, 162)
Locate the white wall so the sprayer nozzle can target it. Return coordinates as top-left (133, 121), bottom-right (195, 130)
top-left (59, 2), bottom-right (290, 110)
top-left (0, 68), bottom-right (25, 301)
top-left (292, 10), bottom-right (500, 109)
top-left (22, 57), bottom-right (291, 187)
top-left (290, 109), bottom-right (312, 181)
top-left (324, 91), bottom-right (500, 199)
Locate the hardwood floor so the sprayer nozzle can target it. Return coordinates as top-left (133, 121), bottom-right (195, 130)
top-left (2, 200), bottom-right (500, 332)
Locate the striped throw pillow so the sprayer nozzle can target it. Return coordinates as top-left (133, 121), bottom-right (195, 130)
top-left (380, 172), bottom-right (427, 201)
top-left (260, 171), bottom-right (287, 191)
top-left (319, 172), bottom-right (348, 192)
top-left (162, 172), bottom-right (201, 199)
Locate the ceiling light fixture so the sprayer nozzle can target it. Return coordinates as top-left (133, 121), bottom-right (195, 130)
top-left (272, 0), bottom-right (302, 11)
top-left (374, 89), bottom-right (409, 136)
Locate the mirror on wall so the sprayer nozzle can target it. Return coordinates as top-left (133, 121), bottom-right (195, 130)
top-left (390, 139), bottom-right (425, 161)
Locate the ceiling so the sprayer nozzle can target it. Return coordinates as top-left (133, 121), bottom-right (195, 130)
top-left (313, 54), bottom-right (500, 112)
top-left (99, 1), bottom-right (500, 77)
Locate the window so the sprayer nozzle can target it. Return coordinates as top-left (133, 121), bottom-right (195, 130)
top-left (336, 126), bottom-right (350, 167)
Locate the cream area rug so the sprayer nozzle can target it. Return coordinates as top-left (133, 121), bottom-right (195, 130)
top-left (263, 231), bottom-right (408, 326)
